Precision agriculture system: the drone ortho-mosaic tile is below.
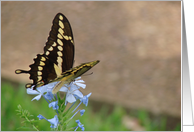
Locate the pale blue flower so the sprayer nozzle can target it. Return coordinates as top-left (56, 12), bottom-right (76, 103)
top-left (73, 77), bottom-right (86, 89)
top-left (80, 93), bottom-right (92, 106)
top-left (72, 93), bottom-right (92, 113)
top-left (74, 120), bottom-right (84, 131)
top-left (37, 114), bottom-right (59, 128)
top-left (27, 82), bottom-right (58, 101)
top-left (60, 84), bottom-right (83, 105)
top-left (80, 109), bottom-right (85, 116)
top-left (49, 101), bottom-right (59, 110)
top-left (48, 115), bottom-right (59, 128)
top-left (44, 92), bottom-right (54, 101)
top-left (27, 87), bottom-right (46, 101)
top-left (37, 114), bottom-right (44, 120)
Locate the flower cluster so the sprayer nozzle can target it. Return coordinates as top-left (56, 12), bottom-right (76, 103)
top-left (27, 77), bottom-right (91, 131)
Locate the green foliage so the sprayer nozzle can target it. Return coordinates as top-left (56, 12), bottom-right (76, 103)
top-left (79, 105), bottom-right (128, 131)
top-left (133, 109), bottom-right (181, 131)
top-left (16, 105), bottom-right (39, 131)
top-left (136, 109), bottom-right (167, 130)
top-left (1, 82), bottom-right (181, 131)
top-left (56, 92), bottom-right (68, 130)
top-left (1, 82), bottom-right (55, 131)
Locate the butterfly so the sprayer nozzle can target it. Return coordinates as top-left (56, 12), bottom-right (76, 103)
top-left (15, 13), bottom-right (99, 94)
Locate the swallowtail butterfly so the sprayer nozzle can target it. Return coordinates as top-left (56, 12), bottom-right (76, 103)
top-left (15, 13), bottom-right (99, 94)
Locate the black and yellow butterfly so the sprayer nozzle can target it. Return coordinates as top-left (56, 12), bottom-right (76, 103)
top-left (15, 13), bottom-right (99, 94)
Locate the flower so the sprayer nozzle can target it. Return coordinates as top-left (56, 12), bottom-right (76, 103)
top-left (79, 109), bottom-right (85, 116)
top-left (37, 114), bottom-right (45, 120)
top-left (37, 114), bottom-right (59, 128)
top-left (27, 88), bottom-right (46, 101)
top-left (26, 76), bottom-right (91, 130)
top-left (60, 84), bottom-right (84, 105)
top-left (27, 82), bottom-right (58, 101)
top-left (49, 101), bottom-right (59, 110)
top-left (72, 77), bottom-right (86, 89)
top-left (48, 115), bottom-right (59, 128)
top-left (74, 120), bottom-right (84, 131)
top-left (80, 93), bottom-right (92, 106)
top-left (72, 93), bottom-right (92, 113)
top-left (44, 92), bottom-right (54, 101)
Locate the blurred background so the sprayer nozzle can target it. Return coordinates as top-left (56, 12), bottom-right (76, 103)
top-left (1, 1), bottom-right (181, 131)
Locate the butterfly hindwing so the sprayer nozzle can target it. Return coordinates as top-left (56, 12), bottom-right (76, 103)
top-left (29, 54), bottom-right (58, 84)
top-left (15, 54), bottom-right (57, 89)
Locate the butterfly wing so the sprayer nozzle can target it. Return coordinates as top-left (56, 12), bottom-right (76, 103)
top-left (44, 13), bottom-right (74, 72)
top-left (15, 13), bottom-right (74, 89)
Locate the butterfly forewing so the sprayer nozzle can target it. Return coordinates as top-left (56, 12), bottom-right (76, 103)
top-left (44, 13), bottom-right (74, 73)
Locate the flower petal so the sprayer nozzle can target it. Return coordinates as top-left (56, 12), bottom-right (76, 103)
top-left (37, 114), bottom-right (45, 120)
top-left (76, 83), bottom-right (86, 89)
top-left (66, 93), bottom-right (76, 104)
top-left (80, 109), bottom-right (85, 116)
top-left (73, 90), bottom-right (84, 99)
top-left (48, 115), bottom-right (59, 128)
top-left (31, 94), bottom-right (42, 101)
top-left (70, 85), bottom-right (79, 91)
top-left (81, 93), bottom-right (92, 106)
top-left (75, 79), bottom-right (85, 83)
top-left (75, 120), bottom-right (85, 131)
top-left (27, 88), bottom-right (39, 95)
top-left (59, 86), bottom-right (68, 92)
top-left (44, 92), bottom-right (54, 101)
top-left (75, 77), bottom-right (81, 80)
top-left (49, 101), bottom-right (59, 110)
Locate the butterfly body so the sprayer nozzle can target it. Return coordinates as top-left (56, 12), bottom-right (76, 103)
top-left (15, 13), bottom-right (99, 93)
top-left (51, 60), bottom-right (99, 94)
